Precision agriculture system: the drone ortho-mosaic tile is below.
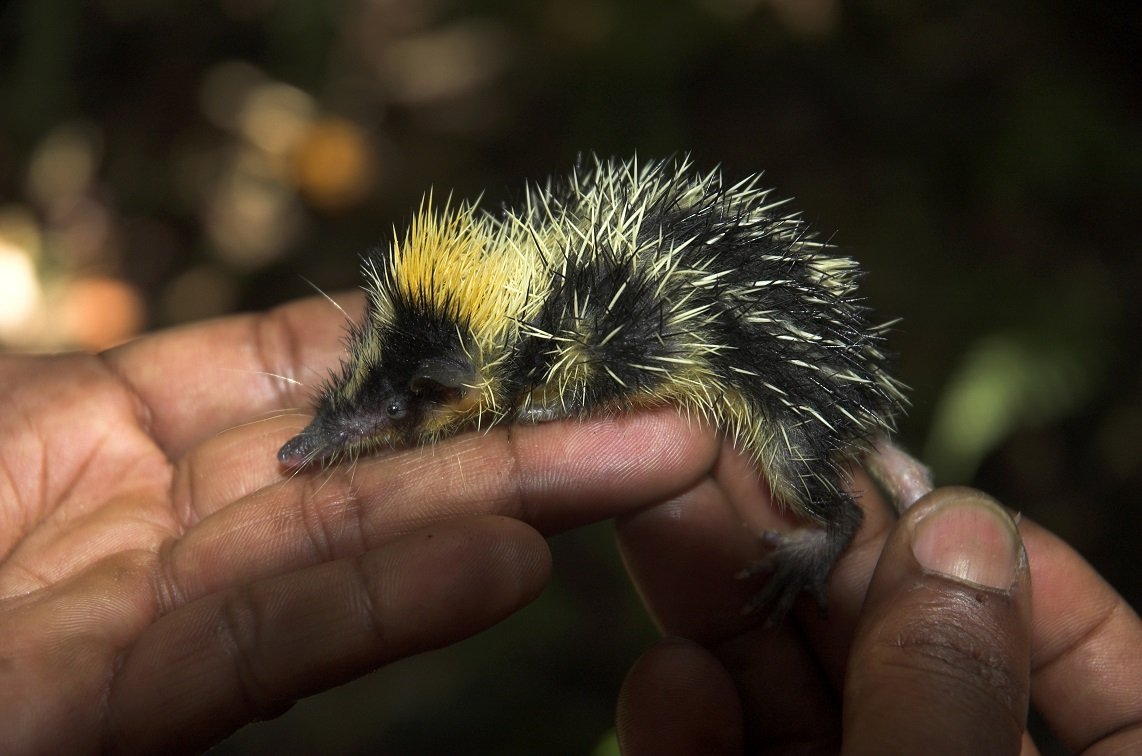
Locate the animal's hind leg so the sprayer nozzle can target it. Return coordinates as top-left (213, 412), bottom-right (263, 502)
top-left (740, 493), bottom-right (862, 622)
top-left (741, 437), bottom-right (933, 622)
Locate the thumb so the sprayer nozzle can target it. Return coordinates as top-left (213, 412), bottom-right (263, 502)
top-left (843, 488), bottom-right (1032, 755)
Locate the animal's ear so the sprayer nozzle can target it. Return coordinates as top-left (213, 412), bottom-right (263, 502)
top-left (409, 358), bottom-right (476, 397)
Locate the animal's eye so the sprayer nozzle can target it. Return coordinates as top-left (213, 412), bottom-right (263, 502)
top-left (386, 399), bottom-right (409, 420)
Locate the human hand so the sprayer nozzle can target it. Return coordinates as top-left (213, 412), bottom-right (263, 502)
top-left (0, 294), bottom-right (723, 754)
top-left (615, 444), bottom-right (1142, 754)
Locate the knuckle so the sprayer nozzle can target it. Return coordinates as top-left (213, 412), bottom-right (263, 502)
top-left (294, 471), bottom-right (368, 560)
top-left (348, 555), bottom-right (390, 645)
top-left (501, 425), bottom-right (535, 521)
top-left (890, 605), bottom-right (1028, 714)
top-left (254, 308), bottom-right (304, 409)
top-left (214, 587), bottom-right (279, 718)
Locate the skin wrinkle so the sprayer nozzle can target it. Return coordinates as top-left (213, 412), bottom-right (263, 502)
top-left (36, 427), bottom-right (49, 539)
top-left (287, 467), bottom-right (376, 551)
top-left (0, 359), bottom-right (58, 556)
top-left (95, 351), bottom-right (157, 454)
top-left (1090, 720), bottom-right (1142, 754)
top-left (2, 559), bottom-right (53, 599)
top-left (216, 583), bottom-right (281, 722)
top-left (1033, 596), bottom-right (1133, 751)
top-left (1033, 592), bottom-right (1121, 675)
top-left (91, 551), bottom-right (160, 750)
top-left (98, 594), bottom-right (138, 753)
top-left (256, 305), bottom-right (313, 412)
top-left (24, 412), bottom-right (53, 560)
top-left (42, 351), bottom-right (180, 615)
top-left (885, 632), bottom-right (1021, 705)
top-left (293, 476), bottom-right (373, 564)
top-left (5, 489), bottom-right (177, 601)
top-left (1, 351), bottom-right (179, 570)
top-left (295, 477), bottom-right (339, 565)
top-left (4, 424), bottom-right (143, 595)
top-left (100, 656), bottom-right (124, 753)
top-left (501, 424), bottom-right (534, 527)
top-left (171, 454), bottom-right (202, 532)
top-left (347, 551), bottom-right (390, 651)
top-left (868, 658), bottom-right (1025, 748)
top-left (91, 353), bottom-right (184, 549)
top-left (0, 457), bottom-right (32, 561)
top-left (196, 462), bottom-right (379, 598)
top-left (335, 484), bottom-right (371, 560)
top-left (885, 604), bottom-right (1026, 719)
top-left (152, 537), bottom-right (187, 617)
top-left (50, 432), bottom-right (108, 522)
top-left (337, 433), bottom-right (528, 536)
top-left (386, 464), bottom-right (498, 533)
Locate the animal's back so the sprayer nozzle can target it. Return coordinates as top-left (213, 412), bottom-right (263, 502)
top-left (506, 158), bottom-right (904, 525)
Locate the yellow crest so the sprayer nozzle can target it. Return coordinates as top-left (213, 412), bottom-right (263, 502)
top-left (381, 198), bottom-right (543, 347)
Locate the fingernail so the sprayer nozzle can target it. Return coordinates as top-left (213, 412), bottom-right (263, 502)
top-left (910, 493), bottom-right (1023, 590)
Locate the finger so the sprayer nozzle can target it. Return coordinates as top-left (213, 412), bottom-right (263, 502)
top-left (106, 515), bottom-right (549, 754)
top-left (614, 440), bottom-right (896, 646)
top-left (843, 488), bottom-right (1031, 755)
top-left (165, 407), bottom-right (719, 606)
top-left (616, 637), bottom-right (743, 756)
top-left (715, 469), bottom-right (896, 749)
top-left (0, 551), bottom-right (157, 754)
top-left (615, 471), bottom-right (844, 749)
top-left (1021, 519), bottom-right (1142, 753)
top-left (615, 443), bottom-right (774, 644)
top-left (793, 467), bottom-right (900, 685)
top-left (169, 413), bottom-right (300, 524)
top-left (173, 387), bottom-right (719, 524)
top-left (102, 293), bottom-right (360, 458)
top-left (614, 447), bottom-right (896, 748)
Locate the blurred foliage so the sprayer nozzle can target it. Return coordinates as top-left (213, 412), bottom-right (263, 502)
top-left (1, 0), bottom-right (1140, 753)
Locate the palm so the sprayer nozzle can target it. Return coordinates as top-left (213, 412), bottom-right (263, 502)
top-left (0, 295), bottom-right (721, 753)
top-left (0, 354), bottom-right (178, 596)
top-left (0, 300), bottom-right (342, 751)
top-left (5, 296), bottom-right (1139, 754)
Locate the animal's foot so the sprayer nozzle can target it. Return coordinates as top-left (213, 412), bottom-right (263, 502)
top-left (738, 528), bottom-right (836, 624)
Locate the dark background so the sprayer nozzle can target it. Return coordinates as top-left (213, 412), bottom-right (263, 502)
top-left (1, 0), bottom-right (1139, 753)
